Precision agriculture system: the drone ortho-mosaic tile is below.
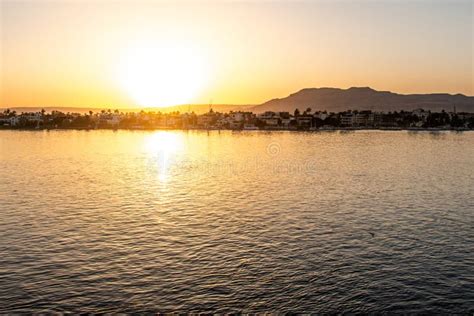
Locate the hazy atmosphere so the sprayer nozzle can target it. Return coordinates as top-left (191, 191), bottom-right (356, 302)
top-left (1, 1), bottom-right (474, 314)
top-left (1, 0), bottom-right (473, 108)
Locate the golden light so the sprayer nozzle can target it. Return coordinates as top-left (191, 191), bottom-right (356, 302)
top-left (144, 131), bottom-right (183, 154)
top-left (118, 39), bottom-right (208, 107)
top-left (144, 132), bottom-right (184, 182)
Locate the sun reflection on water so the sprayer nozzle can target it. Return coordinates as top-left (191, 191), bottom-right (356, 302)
top-left (143, 132), bottom-right (184, 182)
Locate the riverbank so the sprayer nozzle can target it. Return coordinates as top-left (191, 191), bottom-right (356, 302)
top-left (1, 126), bottom-right (472, 132)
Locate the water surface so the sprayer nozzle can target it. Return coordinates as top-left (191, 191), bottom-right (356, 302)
top-left (0, 130), bottom-right (473, 313)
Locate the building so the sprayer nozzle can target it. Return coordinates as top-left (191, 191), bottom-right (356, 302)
top-left (340, 112), bottom-right (354, 126)
top-left (296, 115), bottom-right (313, 128)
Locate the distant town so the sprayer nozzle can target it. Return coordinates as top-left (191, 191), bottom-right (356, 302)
top-left (1, 108), bottom-right (473, 131)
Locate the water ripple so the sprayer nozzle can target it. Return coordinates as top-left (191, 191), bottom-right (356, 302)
top-left (0, 130), bottom-right (473, 313)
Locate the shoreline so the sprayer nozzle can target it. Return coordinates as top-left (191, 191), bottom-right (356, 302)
top-left (1, 127), bottom-right (472, 132)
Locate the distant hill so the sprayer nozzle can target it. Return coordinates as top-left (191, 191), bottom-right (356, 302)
top-left (154, 104), bottom-right (253, 114)
top-left (1, 104), bottom-right (254, 115)
top-left (3, 88), bottom-right (473, 115)
top-left (251, 87), bottom-right (474, 113)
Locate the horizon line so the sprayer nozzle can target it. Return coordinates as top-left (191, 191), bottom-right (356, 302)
top-left (1, 86), bottom-right (473, 109)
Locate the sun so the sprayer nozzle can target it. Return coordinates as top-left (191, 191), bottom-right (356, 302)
top-left (118, 39), bottom-right (208, 107)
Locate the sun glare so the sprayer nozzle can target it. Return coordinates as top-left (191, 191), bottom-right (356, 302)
top-left (144, 132), bottom-right (184, 182)
top-left (118, 40), bottom-right (208, 107)
top-left (144, 131), bottom-right (183, 154)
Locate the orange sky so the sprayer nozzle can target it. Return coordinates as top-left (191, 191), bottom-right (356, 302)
top-left (1, 1), bottom-right (473, 108)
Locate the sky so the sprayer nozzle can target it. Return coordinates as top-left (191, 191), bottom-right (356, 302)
top-left (1, 0), bottom-right (473, 108)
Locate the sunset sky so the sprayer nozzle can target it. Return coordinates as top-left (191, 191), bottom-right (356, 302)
top-left (1, 0), bottom-right (473, 108)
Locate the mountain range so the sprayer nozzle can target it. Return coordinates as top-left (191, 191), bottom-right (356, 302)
top-left (251, 87), bottom-right (474, 113)
top-left (3, 87), bottom-right (473, 114)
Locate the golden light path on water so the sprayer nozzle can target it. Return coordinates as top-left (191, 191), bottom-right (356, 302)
top-left (143, 132), bottom-right (185, 182)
